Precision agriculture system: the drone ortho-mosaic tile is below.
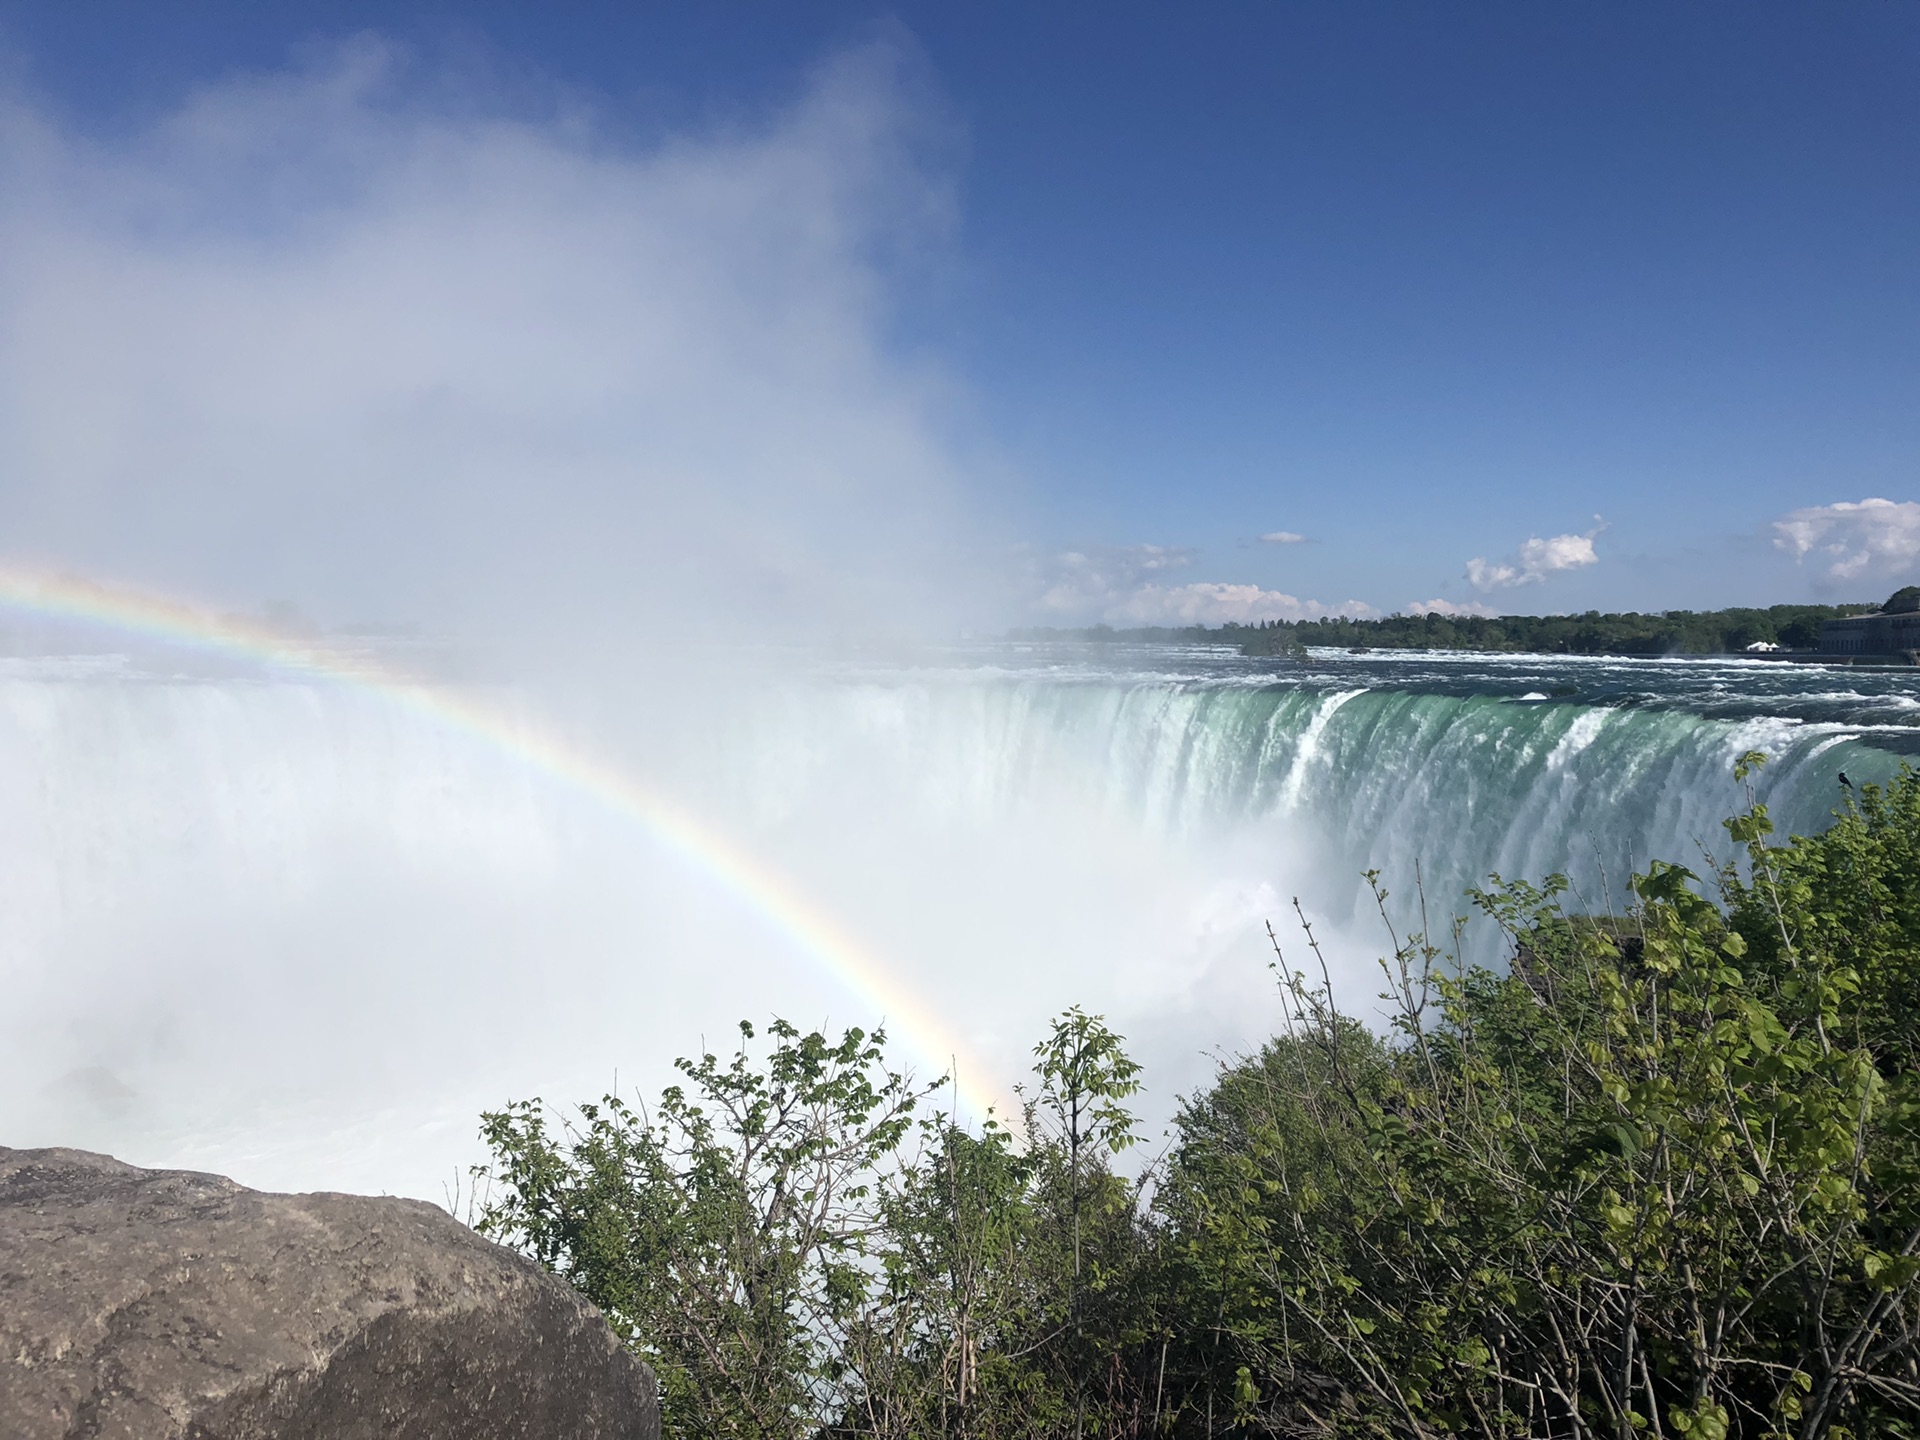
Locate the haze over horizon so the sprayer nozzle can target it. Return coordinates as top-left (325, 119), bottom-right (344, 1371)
top-left (0, 2), bottom-right (1914, 641)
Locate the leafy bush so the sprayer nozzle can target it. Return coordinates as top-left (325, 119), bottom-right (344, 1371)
top-left (1168, 756), bottom-right (1920, 1438)
top-left (474, 760), bottom-right (1920, 1439)
top-left (474, 1010), bottom-right (1160, 1439)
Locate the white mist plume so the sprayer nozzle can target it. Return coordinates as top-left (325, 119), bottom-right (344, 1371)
top-left (0, 41), bottom-right (1337, 1200)
top-left (0, 34), bottom-right (977, 649)
top-left (0, 39), bottom-right (1432, 1207)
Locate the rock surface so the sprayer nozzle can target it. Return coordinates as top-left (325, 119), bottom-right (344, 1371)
top-left (0, 1146), bottom-right (658, 1439)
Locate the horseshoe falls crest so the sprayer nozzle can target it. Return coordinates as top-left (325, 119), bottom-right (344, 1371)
top-left (835, 672), bottom-right (1874, 914)
top-left (0, 644), bottom-right (1909, 1198)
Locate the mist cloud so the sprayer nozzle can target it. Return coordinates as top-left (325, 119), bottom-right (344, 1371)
top-left (0, 34), bottom-right (978, 649)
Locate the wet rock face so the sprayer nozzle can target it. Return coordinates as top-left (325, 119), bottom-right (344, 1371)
top-left (0, 1146), bottom-right (658, 1440)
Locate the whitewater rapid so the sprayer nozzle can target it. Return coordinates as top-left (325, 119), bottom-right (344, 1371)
top-left (0, 643), bottom-right (1906, 1198)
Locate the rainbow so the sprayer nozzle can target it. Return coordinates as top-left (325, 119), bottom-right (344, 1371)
top-left (0, 565), bottom-right (1007, 1120)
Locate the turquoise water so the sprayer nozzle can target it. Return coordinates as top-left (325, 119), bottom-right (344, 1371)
top-left (799, 644), bottom-right (1913, 923)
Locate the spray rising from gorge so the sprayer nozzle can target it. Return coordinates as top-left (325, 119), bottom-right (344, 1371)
top-left (0, 624), bottom-right (1900, 1199)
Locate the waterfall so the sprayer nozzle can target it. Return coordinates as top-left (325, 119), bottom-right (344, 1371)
top-left (715, 671), bottom-right (1890, 921)
top-left (0, 653), bottom-right (1901, 1198)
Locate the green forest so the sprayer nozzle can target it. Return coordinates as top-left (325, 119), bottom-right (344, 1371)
top-left (473, 759), bottom-right (1920, 1439)
top-left (1011, 604), bottom-right (1872, 658)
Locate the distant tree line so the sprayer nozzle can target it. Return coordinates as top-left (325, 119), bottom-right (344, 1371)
top-left (1010, 603), bottom-right (1874, 658)
top-left (475, 760), bottom-right (1920, 1439)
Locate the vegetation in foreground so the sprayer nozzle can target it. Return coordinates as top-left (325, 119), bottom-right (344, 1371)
top-left (1013, 601), bottom-right (1882, 658)
top-left (474, 759), bottom-right (1920, 1439)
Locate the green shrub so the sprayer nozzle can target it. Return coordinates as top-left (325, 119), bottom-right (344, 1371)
top-left (475, 760), bottom-right (1920, 1438)
top-left (1167, 757), bottom-right (1920, 1438)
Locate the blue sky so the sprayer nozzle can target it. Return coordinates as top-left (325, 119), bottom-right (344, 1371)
top-left (1, 2), bottom-right (1916, 627)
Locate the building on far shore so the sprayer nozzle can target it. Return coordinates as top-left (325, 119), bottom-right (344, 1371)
top-left (1819, 587), bottom-right (1920, 660)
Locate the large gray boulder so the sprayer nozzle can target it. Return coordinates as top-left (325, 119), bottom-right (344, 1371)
top-left (0, 1146), bottom-right (658, 1439)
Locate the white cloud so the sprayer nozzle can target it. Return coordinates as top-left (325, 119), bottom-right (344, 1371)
top-left (1108, 583), bottom-right (1377, 626)
top-left (0, 34), bottom-right (974, 650)
top-left (1257, 530), bottom-right (1307, 545)
top-left (1032, 546), bottom-right (1373, 624)
top-left (1407, 598), bottom-right (1499, 618)
top-left (1035, 545), bottom-right (1196, 613)
top-left (1771, 498), bottom-right (1920, 582)
top-left (1466, 527), bottom-right (1603, 592)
